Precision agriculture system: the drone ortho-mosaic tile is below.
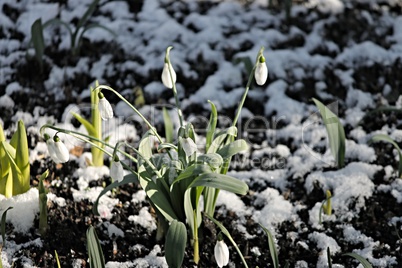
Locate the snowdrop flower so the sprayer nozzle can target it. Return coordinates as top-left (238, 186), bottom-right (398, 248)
top-left (98, 92), bottom-right (113, 120)
top-left (214, 236), bottom-right (229, 267)
top-left (161, 62), bottom-right (176, 89)
top-left (254, 55), bottom-right (268, 86)
top-left (110, 156), bottom-right (124, 182)
top-left (45, 134), bottom-right (69, 163)
top-left (180, 137), bottom-right (197, 157)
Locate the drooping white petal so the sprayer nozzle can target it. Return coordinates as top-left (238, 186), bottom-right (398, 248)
top-left (53, 139), bottom-right (70, 163)
top-left (110, 160), bottom-right (124, 182)
top-left (99, 97), bottom-right (113, 120)
top-left (254, 61), bottom-right (268, 86)
top-left (46, 139), bottom-right (61, 164)
top-left (161, 62), bottom-right (176, 89)
top-left (180, 137), bottom-right (197, 157)
top-left (214, 240), bottom-right (229, 267)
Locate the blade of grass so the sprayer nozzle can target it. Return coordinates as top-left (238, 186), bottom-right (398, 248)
top-left (1, 207), bottom-right (13, 247)
top-left (343, 253), bottom-right (372, 268)
top-left (259, 223), bottom-right (279, 268)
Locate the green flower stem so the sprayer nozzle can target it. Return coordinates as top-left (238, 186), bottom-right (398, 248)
top-left (94, 84), bottom-right (174, 161)
top-left (93, 85), bottom-right (164, 143)
top-left (232, 46), bottom-right (265, 128)
top-left (165, 46), bottom-right (184, 128)
top-left (206, 47), bottom-right (265, 215)
top-left (193, 210), bottom-right (200, 264)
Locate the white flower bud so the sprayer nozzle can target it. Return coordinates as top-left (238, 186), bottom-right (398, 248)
top-left (254, 55), bottom-right (268, 86)
top-left (110, 157), bottom-right (124, 182)
top-left (162, 62), bottom-right (176, 89)
top-left (214, 240), bottom-right (229, 267)
top-left (47, 135), bottom-right (69, 163)
top-left (98, 92), bottom-right (113, 120)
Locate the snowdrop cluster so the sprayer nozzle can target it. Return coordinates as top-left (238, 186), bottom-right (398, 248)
top-left (41, 46), bottom-right (268, 267)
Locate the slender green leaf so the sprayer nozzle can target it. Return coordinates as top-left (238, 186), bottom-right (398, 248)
top-left (327, 247), bottom-right (332, 268)
top-left (2, 142), bottom-right (24, 196)
top-left (369, 134), bottom-right (402, 177)
top-left (71, 112), bottom-right (97, 138)
top-left (197, 153), bottom-right (223, 170)
top-left (86, 226), bottom-right (105, 268)
top-left (1, 207), bottom-right (13, 247)
top-left (90, 82), bottom-right (104, 167)
top-left (359, 106), bottom-right (402, 125)
top-left (0, 123), bottom-right (5, 142)
top-left (165, 220), bottom-right (187, 268)
top-left (205, 214), bottom-right (248, 268)
top-left (207, 126), bottom-right (237, 153)
top-left (259, 224), bottom-right (279, 268)
top-left (10, 120), bottom-right (30, 193)
top-left (93, 173), bottom-right (138, 215)
top-left (216, 139), bottom-right (248, 160)
top-left (163, 107), bottom-right (174, 143)
top-left (75, 22), bottom-right (116, 54)
top-left (38, 169), bottom-right (49, 236)
top-left (42, 18), bottom-right (73, 36)
top-left (55, 250), bottom-right (61, 268)
top-left (189, 173), bottom-right (248, 195)
top-left (206, 100), bottom-right (218, 152)
top-left (343, 253), bottom-right (372, 268)
top-left (158, 143), bottom-right (178, 152)
top-left (31, 18), bottom-right (45, 71)
top-left (77, 0), bottom-right (100, 32)
top-left (171, 164), bottom-right (211, 187)
top-left (312, 98), bottom-right (345, 168)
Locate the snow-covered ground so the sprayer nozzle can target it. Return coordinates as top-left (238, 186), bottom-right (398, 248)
top-left (1, 0), bottom-right (402, 267)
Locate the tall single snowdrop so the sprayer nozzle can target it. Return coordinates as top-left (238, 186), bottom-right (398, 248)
top-left (98, 91), bottom-right (113, 120)
top-left (254, 55), bottom-right (268, 86)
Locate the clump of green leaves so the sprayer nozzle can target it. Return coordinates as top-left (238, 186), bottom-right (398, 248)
top-left (42, 46), bottom-right (268, 265)
top-left (0, 120), bottom-right (30, 198)
top-left (312, 98), bottom-right (346, 169)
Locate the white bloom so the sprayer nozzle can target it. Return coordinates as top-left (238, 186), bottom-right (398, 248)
top-left (161, 62), bottom-right (176, 88)
top-left (110, 159), bottom-right (124, 182)
top-left (47, 135), bottom-right (69, 163)
top-left (98, 93), bottom-right (113, 120)
top-left (214, 240), bottom-right (229, 267)
top-left (180, 137), bottom-right (197, 157)
top-left (254, 55), bottom-right (268, 86)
